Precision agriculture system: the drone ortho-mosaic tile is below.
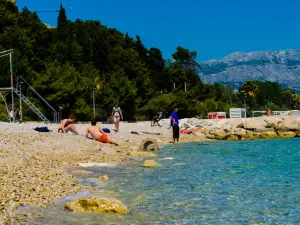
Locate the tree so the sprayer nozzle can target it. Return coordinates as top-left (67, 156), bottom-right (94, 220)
top-left (57, 3), bottom-right (69, 41)
top-left (239, 81), bottom-right (259, 109)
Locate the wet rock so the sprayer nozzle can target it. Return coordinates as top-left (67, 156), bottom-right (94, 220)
top-left (142, 160), bottom-right (159, 168)
top-left (65, 197), bottom-right (128, 214)
top-left (140, 138), bottom-right (158, 151)
top-left (260, 131), bottom-right (278, 139)
top-left (99, 175), bottom-right (109, 182)
top-left (277, 131), bottom-right (297, 138)
top-left (227, 135), bottom-right (239, 140)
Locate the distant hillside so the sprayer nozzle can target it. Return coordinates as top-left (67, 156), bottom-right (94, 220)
top-left (200, 50), bottom-right (300, 91)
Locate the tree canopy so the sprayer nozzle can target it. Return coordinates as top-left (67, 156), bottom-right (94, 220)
top-left (0, 0), bottom-right (299, 121)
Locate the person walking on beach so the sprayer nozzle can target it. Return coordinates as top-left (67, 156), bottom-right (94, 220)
top-left (85, 119), bottom-right (118, 146)
top-left (58, 113), bottom-right (79, 135)
top-left (170, 107), bottom-right (180, 144)
top-left (111, 103), bottom-right (123, 132)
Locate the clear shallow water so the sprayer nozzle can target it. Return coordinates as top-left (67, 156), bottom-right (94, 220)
top-left (20, 139), bottom-right (300, 224)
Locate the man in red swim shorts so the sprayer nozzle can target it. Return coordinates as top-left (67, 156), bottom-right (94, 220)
top-left (85, 119), bottom-right (118, 146)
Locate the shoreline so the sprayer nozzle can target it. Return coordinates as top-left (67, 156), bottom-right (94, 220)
top-left (0, 121), bottom-right (209, 223)
top-left (1, 116), bottom-right (300, 222)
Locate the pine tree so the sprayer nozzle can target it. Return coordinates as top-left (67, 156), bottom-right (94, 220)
top-left (57, 3), bottom-right (69, 41)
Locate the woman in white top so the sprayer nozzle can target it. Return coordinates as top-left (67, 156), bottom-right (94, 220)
top-left (111, 103), bottom-right (123, 132)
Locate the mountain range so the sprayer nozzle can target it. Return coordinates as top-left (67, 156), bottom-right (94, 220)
top-left (200, 49), bottom-right (300, 91)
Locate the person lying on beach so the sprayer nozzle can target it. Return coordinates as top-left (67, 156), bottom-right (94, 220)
top-left (58, 113), bottom-right (79, 135)
top-left (85, 119), bottom-right (118, 146)
top-left (180, 126), bottom-right (202, 136)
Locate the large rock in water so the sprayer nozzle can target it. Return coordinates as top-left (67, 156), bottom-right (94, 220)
top-left (277, 131), bottom-right (297, 138)
top-left (65, 198), bottom-right (128, 214)
top-left (260, 131), bottom-right (278, 139)
top-left (142, 160), bottom-right (159, 167)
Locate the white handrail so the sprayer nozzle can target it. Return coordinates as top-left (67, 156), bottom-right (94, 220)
top-left (0, 49), bottom-right (13, 55)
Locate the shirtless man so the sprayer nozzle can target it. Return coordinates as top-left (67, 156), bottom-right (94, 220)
top-left (58, 113), bottom-right (79, 135)
top-left (85, 119), bottom-right (118, 146)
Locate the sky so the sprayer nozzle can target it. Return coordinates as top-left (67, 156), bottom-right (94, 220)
top-left (16, 0), bottom-right (300, 61)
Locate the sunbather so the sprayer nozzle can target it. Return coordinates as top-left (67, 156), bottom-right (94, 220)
top-left (58, 113), bottom-right (79, 135)
top-left (85, 119), bottom-right (118, 146)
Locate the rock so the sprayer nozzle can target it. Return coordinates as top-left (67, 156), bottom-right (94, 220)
top-left (140, 138), bottom-right (158, 151)
top-left (213, 129), bottom-right (230, 140)
top-left (244, 130), bottom-right (260, 139)
top-left (264, 117), bottom-right (282, 128)
top-left (227, 118), bottom-right (244, 128)
top-left (232, 128), bottom-right (247, 137)
top-left (277, 131), bottom-right (297, 138)
top-left (99, 175), bottom-right (109, 182)
top-left (193, 132), bottom-right (206, 138)
top-left (260, 131), bottom-right (278, 139)
top-left (296, 131), bottom-right (300, 137)
top-left (241, 119), bottom-right (268, 132)
top-left (142, 160), bottom-right (159, 168)
top-left (276, 117), bottom-right (300, 131)
top-left (185, 118), bottom-right (215, 128)
top-left (65, 197), bottom-right (128, 214)
top-left (227, 135), bottom-right (239, 140)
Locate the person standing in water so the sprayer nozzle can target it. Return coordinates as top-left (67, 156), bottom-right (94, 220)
top-left (58, 113), bottom-right (79, 135)
top-left (170, 107), bottom-right (180, 144)
top-left (111, 103), bottom-right (123, 132)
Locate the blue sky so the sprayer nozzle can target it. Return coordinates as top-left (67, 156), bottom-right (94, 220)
top-left (17, 0), bottom-right (300, 61)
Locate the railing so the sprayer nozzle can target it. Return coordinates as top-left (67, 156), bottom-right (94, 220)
top-left (16, 76), bottom-right (59, 123)
top-left (252, 110), bottom-right (300, 117)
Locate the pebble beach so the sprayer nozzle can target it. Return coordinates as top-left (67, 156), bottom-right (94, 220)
top-left (0, 120), bottom-right (208, 223)
top-left (1, 116), bottom-right (300, 223)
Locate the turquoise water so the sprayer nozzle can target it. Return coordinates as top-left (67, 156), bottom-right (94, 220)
top-left (20, 138), bottom-right (300, 224)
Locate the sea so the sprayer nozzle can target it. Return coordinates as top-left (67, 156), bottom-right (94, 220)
top-left (19, 138), bottom-right (300, 225)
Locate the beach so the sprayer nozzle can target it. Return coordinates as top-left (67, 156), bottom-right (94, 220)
top-left (0, 120), bottom-right (208, 223)
top-left (1, 116), bottom-right (300, 223)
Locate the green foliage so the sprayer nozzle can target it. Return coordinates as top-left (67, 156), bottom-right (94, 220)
top-left (0, 0), bottom-right (298, 121)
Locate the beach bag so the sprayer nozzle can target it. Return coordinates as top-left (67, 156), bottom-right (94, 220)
top-left (34, 127), bottom-right (52, 132)
top-left (102, 128), bottom-right (110, 133)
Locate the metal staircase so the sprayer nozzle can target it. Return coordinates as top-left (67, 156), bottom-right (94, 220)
top-left (14, 88), bottom-right (51, 124)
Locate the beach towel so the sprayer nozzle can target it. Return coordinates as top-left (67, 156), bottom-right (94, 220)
top-left (34, 127), bottom-right (52, 132)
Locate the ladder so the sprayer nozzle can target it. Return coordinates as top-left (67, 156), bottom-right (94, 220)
top-left (13, 88), bottom-right (51, 124)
